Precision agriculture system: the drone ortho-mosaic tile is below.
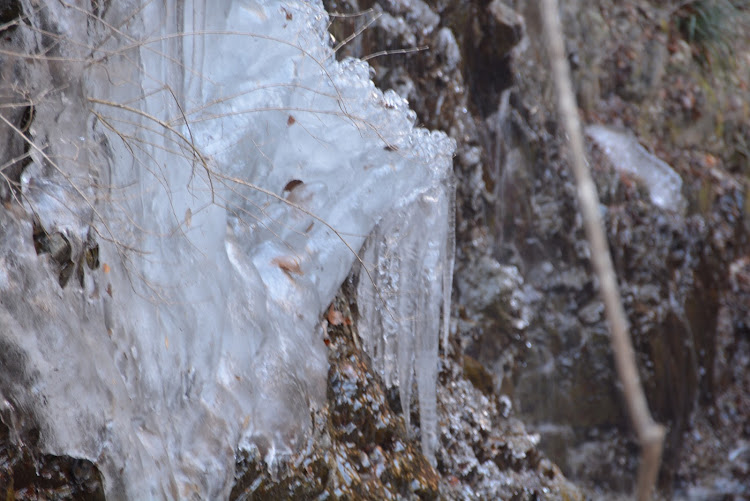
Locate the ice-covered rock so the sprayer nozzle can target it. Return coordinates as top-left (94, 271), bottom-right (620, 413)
top-left (586, 124), bottom-right (686, 214)
top-left (0, 0), bottom-right (454, 498)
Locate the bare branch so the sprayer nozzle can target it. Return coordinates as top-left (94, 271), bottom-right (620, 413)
top-left (539, 1), bottom-right (666, 499)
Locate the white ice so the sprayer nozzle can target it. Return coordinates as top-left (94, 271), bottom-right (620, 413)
top-left (0, 0), bottom-right (454, 499)
top-left (356, 182), bottom-right (454, 465)
top-left (586, 124), bottom-right (686, 213)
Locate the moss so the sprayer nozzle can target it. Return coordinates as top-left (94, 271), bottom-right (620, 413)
top-left (231, 290), bottom-right (439, 500)
top-left (673, 0), bottom-right (748, 70)
top-left (462, 354), bottom-right (495, 396)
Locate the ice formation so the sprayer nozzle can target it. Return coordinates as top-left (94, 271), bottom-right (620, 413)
top-left (357, 181), bottom-right (455, 463)
top-left (586, 124), bottom-right (686, 214)
top-left (0, 0), bottom-right (454, 498)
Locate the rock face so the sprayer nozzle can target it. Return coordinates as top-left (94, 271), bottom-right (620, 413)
top-left (230, 288), bottom-right (581, 500)
top-left (0, 0), bottom-right (568, 499)
top-left (230, 291), bottom-right (441, 500)
top-left (327, 0), bottom-right (750, 497)
top-left (3, 0), bottom-right (750, 499)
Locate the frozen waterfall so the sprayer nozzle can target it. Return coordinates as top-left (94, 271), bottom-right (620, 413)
top-left (0, 0), bottom-right (454, 499)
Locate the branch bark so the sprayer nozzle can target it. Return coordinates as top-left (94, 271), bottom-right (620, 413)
top-left (539, 1), bottom-right (666, 499)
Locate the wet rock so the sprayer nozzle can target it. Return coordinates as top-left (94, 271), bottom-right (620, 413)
top-left (31, 217), bottom-right (97, 289)
top-left (230, 285), bottom-right (580, 500)
top-left (4, 0), bottom-right (748, 498)
top-left (338, 0), bottom-right (750, 497)
top-left (0, 419), bottom-right (105, 501)
top-left (231, 290), bottom-right (440, 500)
top-left (437, 357), bottom-right (581, 500)
top-left (485, 1), bottom-right (749, 496)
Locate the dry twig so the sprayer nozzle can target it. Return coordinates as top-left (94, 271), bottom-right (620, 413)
top-left (539, 1), bottom-right (666, 499)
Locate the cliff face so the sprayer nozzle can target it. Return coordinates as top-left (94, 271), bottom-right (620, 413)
top-left (3, 0), bottom-right (750, 499)
top-left (327, 0), bottom-right (749, 497)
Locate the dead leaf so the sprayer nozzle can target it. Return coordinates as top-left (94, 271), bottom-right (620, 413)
top-left (283, 179), bottom-right (303, 192)
top-left (327, 304), bottom-right (345, 326)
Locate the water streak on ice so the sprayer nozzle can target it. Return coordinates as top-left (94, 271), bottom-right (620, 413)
top-left (0, 0), bottom-right (454, 498)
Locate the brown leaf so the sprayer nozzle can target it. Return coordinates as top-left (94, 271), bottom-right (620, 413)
top-left (283, 179), bottom-right (303, 192)
top-left (327, 304), bottom-right (345, 326)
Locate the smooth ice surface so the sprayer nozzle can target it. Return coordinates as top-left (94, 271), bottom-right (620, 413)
top-left (586, 124), bottom-right (686, 213)
top-left (0, 0), bottom-right (454, 498)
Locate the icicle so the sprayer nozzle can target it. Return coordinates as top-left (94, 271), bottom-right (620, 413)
top-left (442, 175), bottom-right (457, 355)
top-left (357, 181), bottom-right (454, 465)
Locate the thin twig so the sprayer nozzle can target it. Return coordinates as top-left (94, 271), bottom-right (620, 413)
top-left (333, 11), bottom-right (381, 54)
top-left (539, 1), bottom-right (666, 499)
top-left (361, 46), bottom-right (429, 62)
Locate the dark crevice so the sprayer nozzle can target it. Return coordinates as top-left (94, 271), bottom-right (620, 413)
top-left (0, 419), bottom-right (105, 501)
top-left (0, 0), bottom-right (23, 27)
top-left (32, 218), bottom-right (76, 288)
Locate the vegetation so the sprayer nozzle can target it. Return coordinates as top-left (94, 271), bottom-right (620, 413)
top-left (673, 0), bottom-right (749, 68)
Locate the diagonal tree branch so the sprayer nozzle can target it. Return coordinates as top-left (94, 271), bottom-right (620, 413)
top-left (539, 1), bottom-right (666, 499)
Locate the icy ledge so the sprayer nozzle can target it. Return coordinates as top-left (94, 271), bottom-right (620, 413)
top-left (586, 124), bottom-right (686, 214)
top-left (0, 0), bottom-right (454, 498)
